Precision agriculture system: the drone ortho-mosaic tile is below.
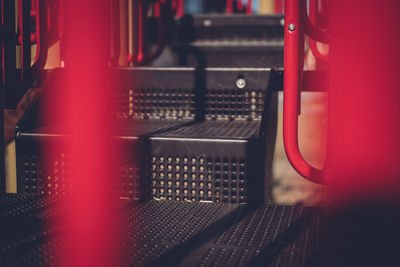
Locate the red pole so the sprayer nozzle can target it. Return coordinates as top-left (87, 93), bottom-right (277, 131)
top-left (226, 0), bottom-right (233, 13)
top-left (137, 0), bottom-right (144, 63)
top-left (308, 0), bottom-right (329, 62)
top-left (237, 0), bottom-right (243, 11)
top-left (275, 0), bottom-right (284, 14)
top-left (283, 0), bottom-right (327, 184)
top-left (328, 0), bottom-right (400, 198)
top-left (246, 0), bottom-right (252, 14)
top-left (177, 0), bottom-right (183, 17)
top-left (48, 0), bottom-right (120, 266)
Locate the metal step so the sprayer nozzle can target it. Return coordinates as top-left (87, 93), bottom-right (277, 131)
top-left (0, 195), bottom-right (321, 267)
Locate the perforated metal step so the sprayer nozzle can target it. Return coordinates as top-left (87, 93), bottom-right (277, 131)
top-left (0, 197), bottom-right (321, 267)
top-left (173, 14), bottom-right (284, 67)
top-left (16, 68), bottom-right (279, 204)
top-left (189, 14), bottom-right (284, 42)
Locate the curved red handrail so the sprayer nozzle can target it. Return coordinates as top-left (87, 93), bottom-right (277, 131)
top-left (129, 0), bottom-right (173, 66)
top-left (300, 0), bottom-right (329, 44)
top-left (308, 0), bottom-right (329, 62)
top-left (283, 0), bottom-right (328, 184)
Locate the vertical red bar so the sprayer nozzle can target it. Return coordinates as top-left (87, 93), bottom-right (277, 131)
top-left (328, 1), bottom-right (400, 199)
top-left (137, 0), bottom-right (144, 62)
top-left (308, 0), bottom-right (329, 62)
top-left (154, 2), bottom-right (160, 18)
top-left (226, 0), bottom-right (233, 13)
top-left (275, 0), bottom-right (284, 14)
top-left (177, 0), bottom-right (184, 17)
top-left (49, 0), bottom-right (120, 266)
top-left (246, 0), bottom-right (252, 14)
top-left (237, 0), bottom-right (244, 11)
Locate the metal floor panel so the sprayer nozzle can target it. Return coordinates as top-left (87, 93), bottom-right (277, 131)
top-left (0, 195), bottom-right (321, 266)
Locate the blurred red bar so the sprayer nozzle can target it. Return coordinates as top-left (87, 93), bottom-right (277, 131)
top-left (328, 1), bottom-right (400, 199)
top-left (309, 0), bottom-right (329, 62)
top-left (226, 0), bottom-right (233, 13)
top-left (275, 0), bottom-right (284, 14)
top-left (237, 0), bottom-right (244, 11)
top-left (48, 0), bottom-right (119, 266)
top-left (177, 0), bottom-right (184, 17)
top-left (246, 0), bottom-right (252, 14)
top-left (154, 2), bottom-right (160, 18)
top-left (137, 0), bottom-right (144, 62)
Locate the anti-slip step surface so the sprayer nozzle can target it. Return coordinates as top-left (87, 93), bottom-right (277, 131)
top-left (0, 196), bottom-right (321, 266)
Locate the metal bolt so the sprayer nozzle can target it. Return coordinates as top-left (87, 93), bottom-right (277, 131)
top-left (236, 78), bottom-right (246, 89)
top-left (288, 23), bottom-right (296, 31)
top-left (203, 19), bottom-right (212, 27)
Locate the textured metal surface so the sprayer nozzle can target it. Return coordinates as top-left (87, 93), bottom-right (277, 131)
top-left (16, 68), bottom-right (277, 204)
top-left (173, 15), bottom-right (284, 68)
top-left (17, 136), bottom-right (263, 204)
top-left (114, 68), bottom-right (271, 121)
top-left (191, 14), bottom-right (284, 42)
top-left (159, 120), bottom-right (261, 139)
top-left (0, 196), bottom-right (321, 266)
top-left (147, 152), bottom-right (251, 204)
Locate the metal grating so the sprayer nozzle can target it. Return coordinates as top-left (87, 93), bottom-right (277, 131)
top-left (206, 88), bottom-right (265, 120)
top-left (116, 88), bottom-right (195, 120)
top-left (150, 155), bottom-right (247, 204)
top-left (115, 86), bottom-right (266, 121)
top-left (0, 194), bottom-right (65, 218)
top-left (120, 155), bottom-right (149, 200)
top-left (190, 14), bottom-right (284, 43)
top-left (16, 68), bottom-right (277, 204)
top-left (22, 153), bottom-right (72, 197)
top-left (195, 25), bottom-right (283, 42)
top-left (21, 151), bottom-right (250, 204)
top-left (0, 199), bottom-right (321, 266)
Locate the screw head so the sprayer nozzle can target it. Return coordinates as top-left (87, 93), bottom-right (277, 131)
top-left (288, 23), bottom-right (296, 31)
top-left (236, 78), bottom-right (246, 89)
top-left (203, 19), bottom-right (212, 27)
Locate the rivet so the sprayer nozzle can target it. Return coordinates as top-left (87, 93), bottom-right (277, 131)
top-left (236, 78), bottom-right (246, 89)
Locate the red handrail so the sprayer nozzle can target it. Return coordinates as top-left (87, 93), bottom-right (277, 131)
top-left (18, 0), bottom-right (48, 79)
top-left (128, 0), bottom-right (173, 66)
top-left (275, 0), bottom-right (284, 14)
top-left (283, 0), bottom-right (328, 184)
top-left (308, 0), bottom-right (329, 62)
